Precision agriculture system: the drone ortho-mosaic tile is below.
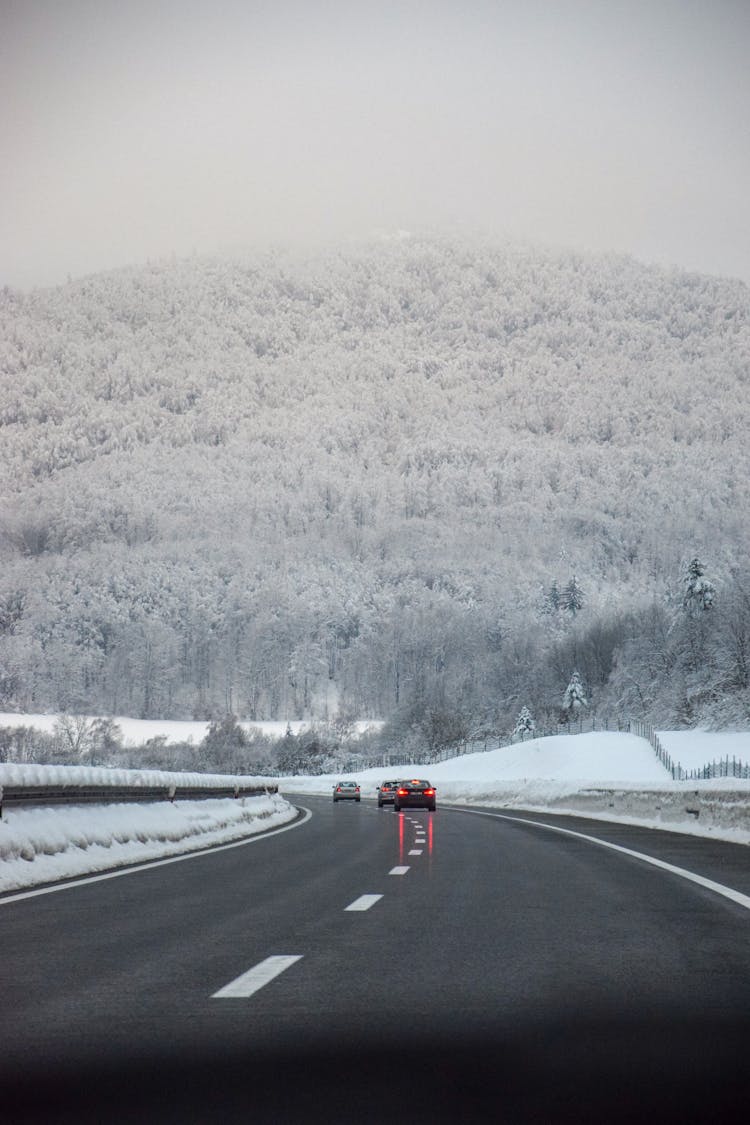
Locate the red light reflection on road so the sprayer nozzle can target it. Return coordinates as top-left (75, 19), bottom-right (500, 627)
top-left (399, 810), bottom-right (404, 862)
top-left (428, 815), bottom-right (434, 856)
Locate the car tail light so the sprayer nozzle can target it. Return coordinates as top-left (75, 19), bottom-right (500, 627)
top-left (424, 789), bottom-right (435, 796)
top-left (397, 789), bottom-right (408, 796)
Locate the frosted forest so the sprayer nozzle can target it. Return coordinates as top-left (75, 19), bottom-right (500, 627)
top-left (1, 232), bottom-right (749, 755)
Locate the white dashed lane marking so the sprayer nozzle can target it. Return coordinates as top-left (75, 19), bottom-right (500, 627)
top-left (345, 894), bottom-right (383, 911)
top-left (212, 955), bottom-right (303, 999)
top-left (408, 849), bottom-right (423, 856)
top-left (389, 866), bottom-right (410, 875)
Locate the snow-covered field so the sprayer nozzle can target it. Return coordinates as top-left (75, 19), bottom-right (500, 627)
top-left (1, 729), bottom-right (748, 895)
top-left (0, 712), bottom-right (381, 744)
top-left (281, 732), bottom-right (750, 845)
top-left (281, 730), bottom-right (748, 794)
top-left (656, 729), bottom-right (750, 769)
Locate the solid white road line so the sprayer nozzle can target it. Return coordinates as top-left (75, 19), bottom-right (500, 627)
top-left (451, 808), bottom-right (750, 913)
top-left (212, 955), bottom-right (303, 999)
top-left (345, 894), bottom-right (383, 911)
top-left (0, 806), bottom-right (314, 906)
top-left (389, 866), bottom-right (410, 875)
top-left (408, 849), bottom-right (423, 855)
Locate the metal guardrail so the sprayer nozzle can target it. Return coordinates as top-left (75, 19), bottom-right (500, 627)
top-left (0, 782), bottom-right (278, 818)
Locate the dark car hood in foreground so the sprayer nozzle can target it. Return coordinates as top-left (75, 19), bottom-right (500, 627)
top-left (6, 1012), bottom-right (749, 1124)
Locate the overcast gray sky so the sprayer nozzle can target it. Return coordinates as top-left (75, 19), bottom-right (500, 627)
top-left (2, 0), bottom-right (749, 288)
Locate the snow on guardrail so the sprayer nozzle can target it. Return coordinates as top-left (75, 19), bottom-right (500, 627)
top-left (0, 763), bottom-right (280, 819)
top-left (0, 763), bottom-right (295, 894)
top-left (0, 762), bottom-right (277, 790)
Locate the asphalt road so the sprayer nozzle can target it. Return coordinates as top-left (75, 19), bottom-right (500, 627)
top-left (3, 795), bottom-right (750, 1123)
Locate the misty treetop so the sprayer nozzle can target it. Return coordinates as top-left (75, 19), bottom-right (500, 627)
top-left (1, 233), bottom-right (749, 733)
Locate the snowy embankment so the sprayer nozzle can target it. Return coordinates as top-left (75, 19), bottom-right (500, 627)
top-left (0, 762), bottom-right (295, 894)
top-left (281, 732), bottom-right (750, 845)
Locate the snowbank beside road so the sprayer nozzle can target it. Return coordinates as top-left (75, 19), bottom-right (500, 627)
top-left (280, 732), bottom-right (750, 845)
top-left (0, 792), bottom-right (297, 895)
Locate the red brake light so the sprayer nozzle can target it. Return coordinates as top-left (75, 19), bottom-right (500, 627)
top-left (397, 788), bottom-right (408, 796)
top-left (424, 789), bottom-right (435, 796)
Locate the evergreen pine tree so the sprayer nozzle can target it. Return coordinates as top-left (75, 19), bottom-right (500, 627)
top-left (562, 669), bottom-right (588, 717)
top-left (562, 575), bottom-right (585, 617)
top-left (682, 557), bottom-right (715, 615)
top-left (514, 706), bottom-right (536, 739)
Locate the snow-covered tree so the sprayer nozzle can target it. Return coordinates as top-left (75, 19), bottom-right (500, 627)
top-left (201, 714), bottom-right (248, 772)
top-left (540, 581), bottom-right (561, 616)
top-left (52, 715), bottom-right (121, 764)
top-left (682, 557), bottom-right (715, 616)
top-left (514, 706), bottom-right (536, 739)
top-left (562, 576), bottom-right (585, 618)
top-left (562, 670), bottom-right (588, 717)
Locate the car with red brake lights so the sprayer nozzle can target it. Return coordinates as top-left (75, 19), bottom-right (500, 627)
top-left (377, 779), bottom-right (400, 807)
top-left (393, 779), bottom-right (436, 811)
top-left (332, 781), bottom-right (360, 802)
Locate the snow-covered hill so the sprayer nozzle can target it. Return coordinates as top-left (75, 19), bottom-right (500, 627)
top-left (2, 235), bottom-right (749, 731)
top-left (282, 731), bottom-right (750, 844)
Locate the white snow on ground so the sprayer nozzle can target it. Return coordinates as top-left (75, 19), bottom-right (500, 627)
top-left (280, 732), bottom-right (750, 846)
top-left (428, 732), bottom-right (670, 783)
top-left (0, 712), bottom-right (381, 745)
top-left (0, 793), bottom-right (296, 895)
top-left (656, 730), bottom-right (750, 769)
top-left (1, 731), bottom-right (748, 894)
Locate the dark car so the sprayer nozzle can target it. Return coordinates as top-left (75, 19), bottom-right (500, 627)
top-left (377, 779), bottom-right (400, 807)
top-left (393, 778), bottom-right (436, 812)
top-left (332, 781), bottom-right (360, 803)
